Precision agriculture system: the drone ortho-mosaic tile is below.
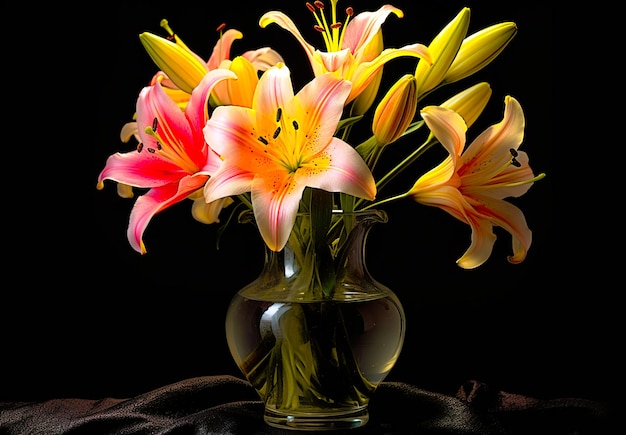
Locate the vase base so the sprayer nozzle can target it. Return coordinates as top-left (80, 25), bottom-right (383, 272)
top-left (264, 407), bottom-right (369, 431)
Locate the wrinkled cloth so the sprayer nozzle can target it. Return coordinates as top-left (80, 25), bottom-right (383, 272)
top-left (0, 375), bottom-right (611, 434)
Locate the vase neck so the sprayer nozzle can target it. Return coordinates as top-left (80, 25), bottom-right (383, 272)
top-left (245, 210), bottom-right (389, 301)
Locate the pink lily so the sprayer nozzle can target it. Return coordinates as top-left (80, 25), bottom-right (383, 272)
top-left (259, 2), bottom-right (431, 105)
top-left (97, 68), bottom-right (237, 254)
top-left (203, 63), bottom-right (377, 251)
top-left (408, 96), bottom-right (545, 269)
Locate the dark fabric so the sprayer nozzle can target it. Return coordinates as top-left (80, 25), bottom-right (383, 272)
top-left (0, 375), bottom-right (611, 434)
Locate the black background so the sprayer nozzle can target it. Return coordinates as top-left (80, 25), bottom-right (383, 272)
top-left (3, 0), bottom-right (619, 413)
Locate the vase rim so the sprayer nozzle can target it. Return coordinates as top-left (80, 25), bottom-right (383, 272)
top-left (238, 208), bottom-right (388, 224)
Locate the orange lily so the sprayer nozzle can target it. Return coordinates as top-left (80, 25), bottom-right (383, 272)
top-left (203, 63), bottom-right (376, 251)
top-left (408, 96), bottom-right (545, 269)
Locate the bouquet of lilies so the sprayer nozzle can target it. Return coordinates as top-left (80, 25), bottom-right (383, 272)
top-left (97, 0), bottom-right (545, 270)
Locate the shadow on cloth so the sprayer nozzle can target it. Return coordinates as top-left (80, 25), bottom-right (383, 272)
top-left (0, 375), bottom-right (612, 434)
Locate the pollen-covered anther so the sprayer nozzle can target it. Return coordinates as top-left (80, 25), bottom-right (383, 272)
top-left (314, 1), bottom-right (324, 10)
top-left (292, 120), bottom-right (299, 130)
top-left (216, 23), bottom-right (226, 32)
top-left (345, 7), bottom-right (354, 16)
top-left (258, 136), bottom-right (269, 145)
top-left (276, 108), bottom-right (282, 122)
top-left (306, 2), bottom-right (316, 13)
top-left (314, 25), bottom-right (324, 32)
top-left (273, 126), bottom-right (281, 139)
top-left (509, 148), bottom-right (521, 167)
top-left (331, 23), bottom-right (342, 29)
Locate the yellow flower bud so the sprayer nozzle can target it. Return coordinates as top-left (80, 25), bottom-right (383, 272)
top-left (372, 74), bottom-right (417, 146)
top-left (139, 32), bottom-right (208, 94)
top-left (415, 7), bottom-right (470, 98)
top-left (439, 82), bottom-right (492, 129)
top-left (443, 22), bottom-right (517, 85)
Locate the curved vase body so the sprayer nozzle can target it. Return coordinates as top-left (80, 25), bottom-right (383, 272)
top-left (225, 209), bottom-right (405, 431)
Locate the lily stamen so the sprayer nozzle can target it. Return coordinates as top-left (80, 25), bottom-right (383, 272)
top-left (216, 23), bottom-right (227, 67)
top-left (480, 172), bottom-right (547, 190)
top-left (143, 125), bottom-right (198, 173)
top-left (273, 126), bottom-right (282, 139)
top-left (306, 0), bottom-right (350, 52)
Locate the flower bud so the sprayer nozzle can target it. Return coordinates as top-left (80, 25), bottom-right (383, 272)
top-left (443, 22), bottom-right (517, 85)
top-left (414, 7), bottom-right (470, 98)
top-left (139, 32), bottom-right (208, 94)
top-left (439, 82), bottom-right (492, 129)
top-left (372, 74), bottom-right (417, 146)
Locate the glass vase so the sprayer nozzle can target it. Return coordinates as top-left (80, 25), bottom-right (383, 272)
top-left (225, 208), bottom-right (406, 431)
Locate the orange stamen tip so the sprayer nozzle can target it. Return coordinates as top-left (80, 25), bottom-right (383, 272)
top-left (314, 1), bottom-right (324, 9)
top-left (216, 23), bottom-right (226, 32)
top-left (306, 2), bottom-right (316, 12)
top-left (313, 25), bottom-right (324, 32)
top-left (346, 7), bottom-right (354, 16)
top-left (331, 22), bottom-right (342, 29)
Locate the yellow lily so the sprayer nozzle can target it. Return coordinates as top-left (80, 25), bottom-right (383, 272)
top-left (139, 20), bottom-right (284, 99)
top-left (407, 96), bottom-right (545, 269)
top-left (259, 1), bottom-right (431, 105)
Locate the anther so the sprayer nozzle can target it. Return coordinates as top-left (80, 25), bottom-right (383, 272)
top-left (258, 136), bottom-right (269, 145)
top-left (314, 1), bottom-right (324, 9)
top-left (273, 127), bottom-right (281, 139)
top-left (292, 120), bottom-right (299, 130)
top-left (216, 23), bottom-right (226, 32)
top-left (276, 108), bottom-right (282, 123)
top-left (331, 22), bottom-right (342, 29)
top-left (137, 143), bottom-right (144, 153)
top-left (346, 7), bottom-right (354, 16)
top-left (314, 25), bottom-right (324, 32)
top-left (152, 117), bottom-right (158, 132)
top-left (306, 2), bottom-right (316, 12)
top-left (147, 148), bottom-right (156, 154)
top-left (511, 158), bottom-right (521, 167)
top-left (156, 142), bottom-right (162, 150)
top-left (509, 148), bottom-right (518, 157)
